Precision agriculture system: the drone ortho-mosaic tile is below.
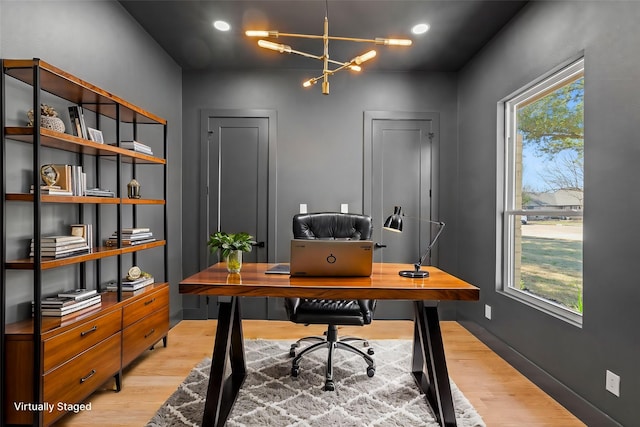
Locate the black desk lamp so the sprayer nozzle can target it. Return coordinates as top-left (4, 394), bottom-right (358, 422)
top-left (383, 206), bottom-right (446, 278)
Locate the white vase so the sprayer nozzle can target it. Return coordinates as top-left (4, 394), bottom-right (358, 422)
top-left (40, 116), bottom-right (66, 133)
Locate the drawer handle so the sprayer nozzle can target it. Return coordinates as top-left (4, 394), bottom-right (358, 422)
top-left (80, 369), bottom-right (96, 383)
top-left (145, 328), bottom-right (155, 339)
top-left (144, 297), bottom-right (156, 306)
top-left (80, 325), bottom-right (98, 336)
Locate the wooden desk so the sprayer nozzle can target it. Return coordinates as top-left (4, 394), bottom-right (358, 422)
top-left (180, 263), bottom-right (479, 427)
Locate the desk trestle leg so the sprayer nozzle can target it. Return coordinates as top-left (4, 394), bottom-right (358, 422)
top-left (411, 301), bottom-right (457, 427)
top-left (202, 296), bottom-right (247, 427)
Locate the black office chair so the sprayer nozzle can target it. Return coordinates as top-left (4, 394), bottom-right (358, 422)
top-left (285, 212), bottom-right (376, 391)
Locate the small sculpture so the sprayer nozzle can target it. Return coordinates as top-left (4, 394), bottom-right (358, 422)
top-left (127, 178), bottom-right (141, 199)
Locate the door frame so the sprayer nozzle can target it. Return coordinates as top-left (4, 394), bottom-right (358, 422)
top-left (199, 109), bottom-right (278, 271)
top-left (363, 110), bottom-right (441, 261)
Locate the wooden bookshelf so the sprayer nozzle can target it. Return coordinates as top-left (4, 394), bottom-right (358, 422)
top-left (1, 58), bottom-right (169, 426)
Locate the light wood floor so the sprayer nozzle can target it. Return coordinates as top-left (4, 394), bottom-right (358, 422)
top-left (57, 320), bottom-right (584, 427)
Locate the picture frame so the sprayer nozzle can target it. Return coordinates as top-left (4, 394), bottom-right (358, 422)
top-left (87, 127), bottom-right (104, 144)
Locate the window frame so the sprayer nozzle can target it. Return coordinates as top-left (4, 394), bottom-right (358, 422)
top-left (498, 57), bottom-right (585, 327)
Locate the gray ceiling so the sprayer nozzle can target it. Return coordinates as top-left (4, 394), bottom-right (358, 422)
top-left (119, 0), bottom-right (527, 72)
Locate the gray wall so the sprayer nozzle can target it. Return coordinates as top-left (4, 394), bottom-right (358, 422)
top-left (181, 69), bottom-right (461, 318)
top-left (456, 2), bottom-right (639, 425)
top-left (181, 69), bottom-right (459, 273)
top-left (1, 0), bottom-right (183, 323)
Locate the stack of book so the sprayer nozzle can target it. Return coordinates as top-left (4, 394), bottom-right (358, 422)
top-left (118, 140), bottom-right (153, 155)
top-left (35, 288), bottom-right (101, 317)
top-left (105, 227), bottom-right (156, 246)
top-left (85, 187), bottom-right (115, 197)
top-left (106, 275), bottom-right (155, 292)
top-left (30, 185), bottom-right (73, 196)
top-left (30, 235), bottom-right (90, 258)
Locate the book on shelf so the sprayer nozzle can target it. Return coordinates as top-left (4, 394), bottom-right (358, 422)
top-left (105, 228), bottom-right (155, 246)
top-left (30, 185), bottom-right (73, 196)
top-left (38, 297), bottom-right (102, 317)
top-left (106, 276), bottom-right (155, 292)
top-left (105, 237), bottom-right (156, 247)
top-left (38, 294), bottom-right (101, 308)
top-left (29, 249), bottom-right (91, 259)
top-left (33, 292), bottom-right (102, 317)
top-left (113, 140), bottom-right (153, 155)
top-left (68, 106), bottom-right (88, 139)
top-left (121, 227), bottom-right (151, 234)
top-left (30, 241), bottom-right (88, 251)
top-left (58, 288), bottom-right (97, 300)
top-left (110, 231), bottom-right (153, 239)
top-left (33, 235), bottom-right (87, 244)
top-left (30, 226), bottom-right (92, 257)
top-left (70, 165), bottom-right (87, 196)
top-left (85, 188), bottom-right (115, 197)
top-left (40, 295), bottom-right (93, 307)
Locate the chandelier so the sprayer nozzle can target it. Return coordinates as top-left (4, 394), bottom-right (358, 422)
top-left (245, 5), bottom-right (412, 95)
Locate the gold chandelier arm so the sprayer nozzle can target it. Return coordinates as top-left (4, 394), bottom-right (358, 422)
top-left (248, 31), bottom-right (411, 46)
top-left (326, 58), bottom-right (353, 67)
top-left (289, 48), bottom-right (324, 61)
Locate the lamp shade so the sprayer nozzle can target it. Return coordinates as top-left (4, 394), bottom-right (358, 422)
top-left (383, 206), bottom-right (403, 232)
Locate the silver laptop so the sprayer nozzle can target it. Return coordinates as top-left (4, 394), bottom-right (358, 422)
top-left (289, 239), bottom-right (374, 277)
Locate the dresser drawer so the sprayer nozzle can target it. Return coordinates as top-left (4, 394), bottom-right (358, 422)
top-left (122, 285), bottom-right (169, 328)
top-left (122, 307), bottom-right (169, 367)
top-left (43, 308), bottom-right (122, 373)
top-left (43, 332), bottom-right (121, 425)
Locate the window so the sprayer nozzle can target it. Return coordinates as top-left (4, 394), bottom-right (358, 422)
top-left (500, 58), bottom-right (584, 325)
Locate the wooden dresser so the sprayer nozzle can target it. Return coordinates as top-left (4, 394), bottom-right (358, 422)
top-left (4, 283), bottom-right (169, 426)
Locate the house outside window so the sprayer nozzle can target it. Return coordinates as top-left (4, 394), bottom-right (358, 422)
top-left (500, 57), bottom-right (584, 326)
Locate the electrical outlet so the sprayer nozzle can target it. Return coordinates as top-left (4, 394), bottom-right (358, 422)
top-left (606, 370), bottom-right (620, 397)
top-left (484, 304), bottom-right (492, 320)
top-left (341, 203), bottom-right (349, 213)
top-left (299, 203), bottom-right (307, 214)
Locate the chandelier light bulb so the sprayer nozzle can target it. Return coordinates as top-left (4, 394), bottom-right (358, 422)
top-left (258, 40), bottom-right (292, 53)
top-left (376, 38), bottom-right (412, 46)
top-left (246, 30), bottom-right (278, 38)
top-left (354, 50), bottom-right (377, 65)
top-left (303, 78), bottom-right (317, 88)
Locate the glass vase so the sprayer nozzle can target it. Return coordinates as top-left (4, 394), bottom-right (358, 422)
top-left (225, 250), bottom-right (242, 273)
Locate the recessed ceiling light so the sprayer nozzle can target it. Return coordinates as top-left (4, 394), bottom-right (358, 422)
top-left (213, 20), bottom-right (231, 32)
top-left (412, 23), bottom-right (430, 35)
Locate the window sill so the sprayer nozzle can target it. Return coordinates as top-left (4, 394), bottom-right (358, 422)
top-left (500, 287), bottom-right (583, 328)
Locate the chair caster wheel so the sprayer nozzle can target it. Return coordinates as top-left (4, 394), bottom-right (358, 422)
top-left (289, 348), bottom-right (296, 357)
top-left (324, 381), bottom-right (335, 391)
top-left (367, 348), bottom-right (375, 355)
top-left (367, 367), bottom-right (375, 377)
top-left (291, 366), bottom-right (300, 377)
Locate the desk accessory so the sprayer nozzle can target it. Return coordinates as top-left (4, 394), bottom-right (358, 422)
top-left (383, 205), bottom-right (445, 278)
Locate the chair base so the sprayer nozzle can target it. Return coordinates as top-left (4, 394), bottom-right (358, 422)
top-left (289, 325), bottom-right (375, 391)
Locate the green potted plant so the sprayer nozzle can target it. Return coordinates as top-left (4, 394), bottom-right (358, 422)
top-left (207, 231), bottom-right (256, 273)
